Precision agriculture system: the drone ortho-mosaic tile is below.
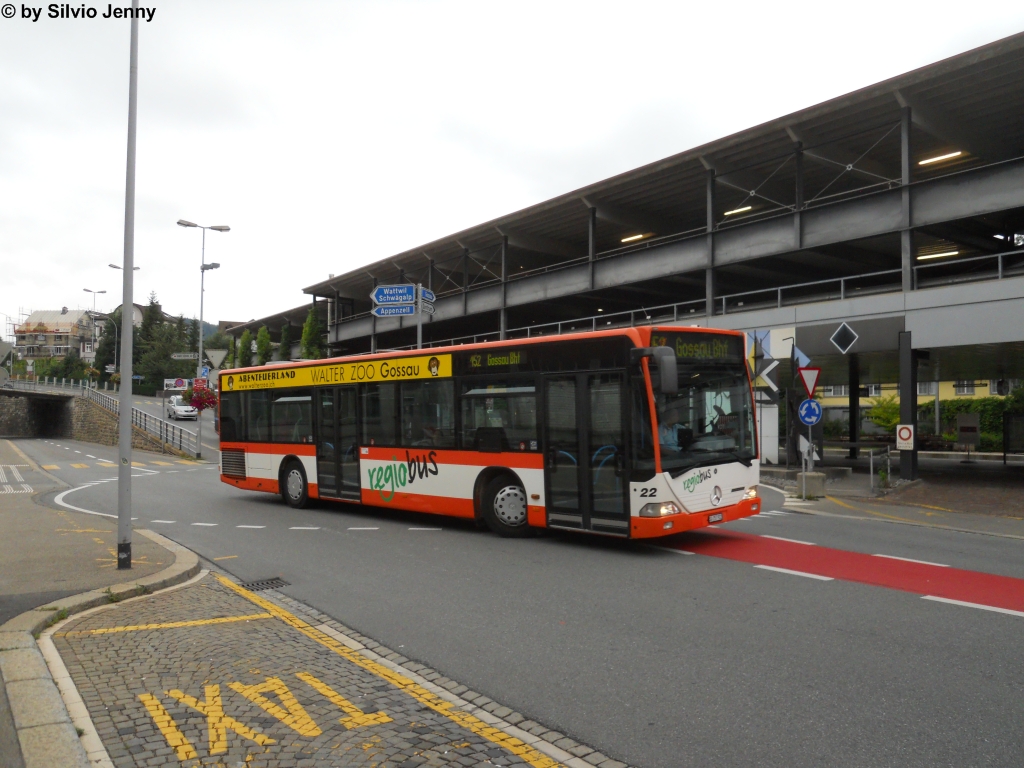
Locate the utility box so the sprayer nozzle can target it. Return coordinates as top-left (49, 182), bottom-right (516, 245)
top-left (957, 413), bottom-right (980, 447)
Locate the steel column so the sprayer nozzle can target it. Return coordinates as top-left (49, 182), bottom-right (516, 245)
top-left (848, 353), bottom-right (860, 459)
top-left (898, 331), bottom-right (918, 480)
top-left (705, 170), bottom-right (716, 316)
top-left (794, 142), bottom-right (804, 250)
top-left (462, 248), bottom-right (469, 315)
top-left (500, 236), bottom-right (508, 340)
top-left (901, 106), bottom-right (914, 291)
top-left (370, 277), bottom-right (377, 354)
top-left (588, 206), bottom-right (597, 290)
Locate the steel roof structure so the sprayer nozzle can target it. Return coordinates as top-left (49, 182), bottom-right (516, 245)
top-left (231, 32), bottom-right (1024, 387)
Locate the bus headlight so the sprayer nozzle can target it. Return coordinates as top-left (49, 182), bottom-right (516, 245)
top-left (639, 502), bottom-right (681, 517)
top-left (745, 486), bottom-right (758, 499)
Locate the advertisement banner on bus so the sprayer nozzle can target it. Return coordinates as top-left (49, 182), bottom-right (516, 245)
top-left (222, 353), bottom-right (453, 391)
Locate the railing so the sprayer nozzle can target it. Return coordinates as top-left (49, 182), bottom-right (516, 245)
top-left (914, 248), bottom-right (1024, 289)
top-left (717, 267), bottom-right (904, 315)
top-left (83, 388), bottom-right (199, 457)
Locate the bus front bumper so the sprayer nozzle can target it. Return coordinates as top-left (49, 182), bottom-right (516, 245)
top-left (629, 496), bottom-right (761, 538)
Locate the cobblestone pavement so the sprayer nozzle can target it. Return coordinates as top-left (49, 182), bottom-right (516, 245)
top-left (51, 571), bottom-right (622, 768)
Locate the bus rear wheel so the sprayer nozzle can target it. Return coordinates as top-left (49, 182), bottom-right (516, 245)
top-left (281, 460), bottom-right (309, 509)
top-left (482, 476), bottom-right (532, 538)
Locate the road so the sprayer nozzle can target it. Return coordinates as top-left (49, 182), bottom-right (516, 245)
top-left (17, 437), bottom-right (1024, 768)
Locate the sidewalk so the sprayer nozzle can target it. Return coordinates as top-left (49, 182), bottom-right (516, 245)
top-left (0, 440), bottom-right (191, 768)
top-left (44, 569), bottom-right (619, 768)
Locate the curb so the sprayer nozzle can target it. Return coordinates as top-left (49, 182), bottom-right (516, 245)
top-left (0, 529), bottom-right (200, 768)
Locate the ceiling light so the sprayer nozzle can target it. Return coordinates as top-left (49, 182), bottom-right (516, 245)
top-left (621, 234), bottom-right (645, 243)
top-left (994, 234), bottom-right (1006, 240)
top-left (918, 151), bottom-right (962, 166)
top-left (916, 250), bottom-right (959, 261)
top-left (597, 308), bottom-right (603, 312)
top-left (723, 205), bottom-right (752, 216)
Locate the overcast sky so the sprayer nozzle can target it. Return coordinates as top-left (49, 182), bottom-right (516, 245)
top-left (2, 0), bottom-right (1022, 333)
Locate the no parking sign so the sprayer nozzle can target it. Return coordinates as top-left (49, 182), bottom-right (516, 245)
top-left (896, 424), bottom-right (915, 450)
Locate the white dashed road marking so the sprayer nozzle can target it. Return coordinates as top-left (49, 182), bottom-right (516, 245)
top-left (761, 535), bottom-right (816, 545)
top-left (151, 520), bottom-right (176, 524)
top-left (236, 525), bottom-right (265, 529)
top-left (348, 527), bottom-right (379, 530)
top-left (289, 527), bottom-right (320, 530)
top-left (921, 596), bottom-right (1024, 618)
top-left (192, 523), bottom-right (218, 527)
top-left (409, 527), bottom-right (442, 531)
top-left (755, 565), bottom-right (833, 580)
top-left (875, 554), bottom-right (949, 567)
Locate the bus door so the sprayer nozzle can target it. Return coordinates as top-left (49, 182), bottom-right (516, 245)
top-left (544, 373), bottom-right (629, 535)
top-left (316, 387), bottom-right (360, 500)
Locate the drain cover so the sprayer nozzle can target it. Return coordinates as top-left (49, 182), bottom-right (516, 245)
top-left (239, 577), bottom-right (290, 592)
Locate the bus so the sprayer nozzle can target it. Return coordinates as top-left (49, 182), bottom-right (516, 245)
top-left (217, 326), bottom-right (761, 539)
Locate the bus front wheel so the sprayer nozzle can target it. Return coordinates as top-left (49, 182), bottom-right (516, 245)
top-left (482, 476), bottom-right (532, 538)
top-left (282, 460), bottom-right (309, 509)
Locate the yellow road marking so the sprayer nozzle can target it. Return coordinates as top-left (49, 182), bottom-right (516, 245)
top-left (175, 460), bottom-right (194, 465)
top-left (167, 684), bottom-right (275, 755)
top-left (216, 575), bottom-right (564, 768)
top-left (131, 461), bottom-right (146, 467)
top-left (213, 555), bottom-right (238, 561)
top-left (150, 461), bottom-right (173, 466)
top-left (70, 463), bottom-right (89, 468)
top-left (138, 693), bottom-right (198, 760)
top-left (42, 465), bottom-right (59, 470)
top-left (56, 613), bottom-right (272, 636)
top-left (229, 676), bottom-right (322, 737)
top-left (825, 496), bottom-right (941, 525)
top-left (297, 672), bottom-right (393, 729)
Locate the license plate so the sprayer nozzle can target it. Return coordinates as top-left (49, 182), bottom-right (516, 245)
top-left (708, 513), bottom-right (723, 523)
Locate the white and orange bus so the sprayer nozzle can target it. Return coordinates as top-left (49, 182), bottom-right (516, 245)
top-left (218, 326), bottom-right (761, 539)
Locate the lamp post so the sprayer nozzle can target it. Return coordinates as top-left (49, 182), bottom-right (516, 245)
top-left (116, 0), bottom-right (141, 571)
top-left (177, 220), bottom-right (228, 460)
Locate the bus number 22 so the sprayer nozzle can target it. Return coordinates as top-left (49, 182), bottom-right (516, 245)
top-left (639, 488), bottom-right (657, 497)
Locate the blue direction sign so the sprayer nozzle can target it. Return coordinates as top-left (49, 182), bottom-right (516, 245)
top-left (371, 284), bottom-right (416, 305)
top-left (420, 287), bottom-right (436, 303)
top-left (798, 398), bottom-right (823, 426)
top-left (371, 305), bottom-right (416, 318)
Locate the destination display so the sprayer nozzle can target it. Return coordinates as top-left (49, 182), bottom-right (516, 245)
top-left (650, 332), bottom-right (744, 363)
top-left (222, 353), bottom-right (453, 392)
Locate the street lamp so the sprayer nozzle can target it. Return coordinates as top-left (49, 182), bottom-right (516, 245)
top-left (177, 219), bottom-right (229, 460)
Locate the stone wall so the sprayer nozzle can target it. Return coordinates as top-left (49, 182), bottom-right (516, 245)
top-left (71, 398), bottom-right (176, 454)
top-left (0, 392), bottom-right (33, 437)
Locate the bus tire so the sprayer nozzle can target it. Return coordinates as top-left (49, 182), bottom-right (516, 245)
top-left (481, 475), bottom-right (532, 538)
top-left (281, 460), bottom-right (309, 509)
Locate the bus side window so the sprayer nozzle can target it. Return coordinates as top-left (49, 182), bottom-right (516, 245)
top-left (248, 391), bottom-right (271, 443)
top-left (460, 381), bottom-right (537, 451)
top-left (400, 380), bottom-right (455, 448)
top-left (271, 389), bottom-right (313, 444)
top-left (220, 391), bottom-right (244, 442)
top-left (362, 383), bottom-right (398, 446)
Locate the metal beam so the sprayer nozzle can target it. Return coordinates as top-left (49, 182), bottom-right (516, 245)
top-left (495, 226), bottom-right (579, 259)
top-left (894, 89), bottom-right (1017, 162)
top-left (901, 106), bottom-right (914, 291)
top-left (785, 126), bottom-right (893, 181)
top-left (579, 196), bottom-right (678, 237)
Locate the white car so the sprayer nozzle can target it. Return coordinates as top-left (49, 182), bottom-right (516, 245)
top-left (166, 395), bottom-right (198, 420)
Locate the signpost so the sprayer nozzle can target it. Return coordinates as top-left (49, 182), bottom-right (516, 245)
top-left (956, 413), bottom-right (980, 463)
top-left (369, 283), bottom-right (435, 349)
top-left (171, 352), bottom-right (199, 360)
top-left (164, 378), bottom-right (189, 391)
top-left (797, 396), bottom-right (822, 499)
top-left (797, 366), bottom-right (821, 399)
top-left (194, 377), bottom-right (208, 391)
top-left (370, 284), bottom-right (416, 305)
top-left (896, 424), bottom-right (915, 451)
top-left (371, 305), bottom-right (416, 318)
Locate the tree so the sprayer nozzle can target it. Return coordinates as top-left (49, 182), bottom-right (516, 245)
top-left (94, 308), bottom-right (121, 378)
top-left (186, 318), bottom-right (201, 355)
top-left (300, 306), bottom-right (323, 360)
top-left (139, 292), bottom-right (163, 347)
top-left (137, 323), bottom-right (194, 386)
top-left (236, 329), bottom-right (253, 368)
top-left (224, 335), bottom-right (235, 369)
top-left (255, 326), bottom-right (273, 366)
top-left (278, 324), bottom-right (292, 361)
top-left (866, 394), bottom-right (901, 433)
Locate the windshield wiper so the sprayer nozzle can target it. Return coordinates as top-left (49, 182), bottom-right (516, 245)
top-left (662, 450), bottom-right (754, 477)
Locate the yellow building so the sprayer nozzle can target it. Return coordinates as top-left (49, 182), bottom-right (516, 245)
top-left (818, 380), bottom-right (1012, 408)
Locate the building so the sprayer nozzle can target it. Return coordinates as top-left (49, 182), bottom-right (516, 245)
top-left (232, 33), bottom-right (1024, 475)
top-left (14, 309), bottom-right (96, 362)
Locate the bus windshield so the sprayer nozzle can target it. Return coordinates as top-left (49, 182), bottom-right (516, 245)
top-left (655, 364), bottom-right (756, 476)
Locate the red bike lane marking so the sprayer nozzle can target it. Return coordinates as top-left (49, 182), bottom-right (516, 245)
top-left (666, 528), bottom-right (1024, 612)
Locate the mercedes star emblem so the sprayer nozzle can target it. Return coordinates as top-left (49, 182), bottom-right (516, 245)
top-left (710, 486), bottom-right (723, 506)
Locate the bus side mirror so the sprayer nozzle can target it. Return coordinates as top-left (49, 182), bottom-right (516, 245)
top-left (631, 347), bottom-right (678, 395)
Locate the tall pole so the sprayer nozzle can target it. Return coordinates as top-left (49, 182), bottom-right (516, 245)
top-left (117, 0), bottom-right (140, 570)
top-left (196, 227), bottom-right (205, 459)
top-left (416, 283), bottom-right (423, 350)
